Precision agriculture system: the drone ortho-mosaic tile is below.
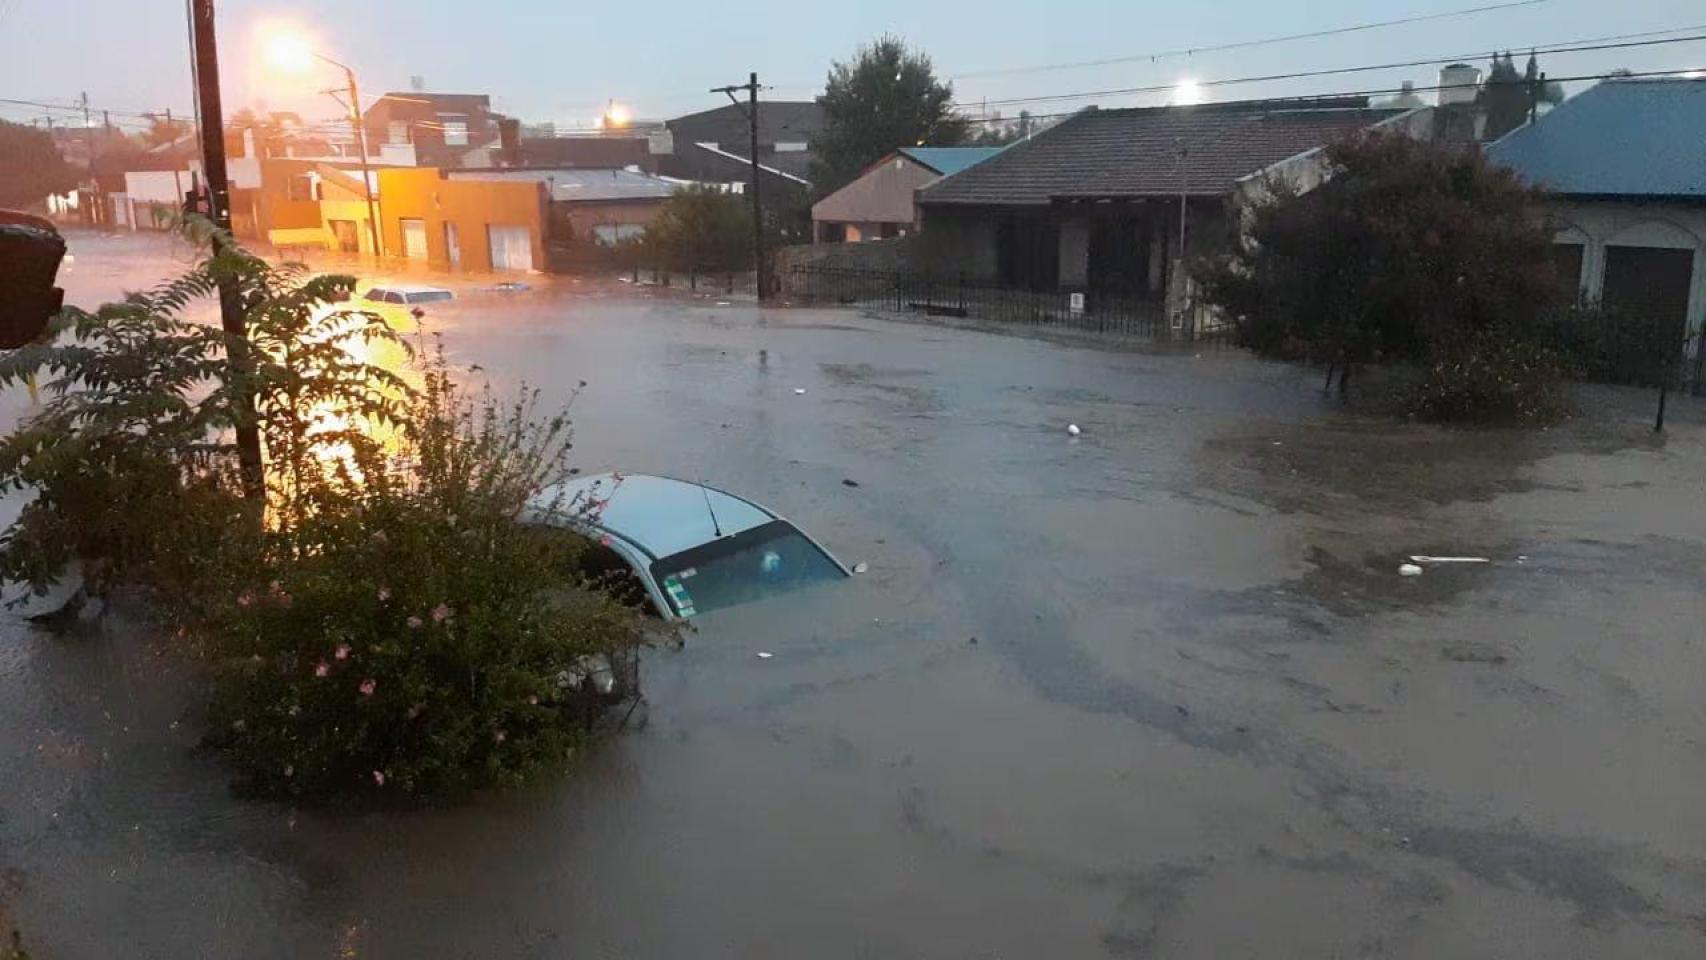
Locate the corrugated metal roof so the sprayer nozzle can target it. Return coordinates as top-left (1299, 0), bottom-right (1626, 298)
top-left (448, 168), bottom-right (682, 203)
top-left (898, 146), bottom-right (1005, 176)
top-left (919, 104), bottom-right (1404, 206)
top-left (1487, 78), bottom-right (1706, 198)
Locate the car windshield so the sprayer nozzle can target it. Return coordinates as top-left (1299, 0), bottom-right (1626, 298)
top-left (406, 290), bottom-right (454, 303)
top-left (362, 289), bottom-right (388, 302)
top-left (649, 519), bottom-right (845, 617)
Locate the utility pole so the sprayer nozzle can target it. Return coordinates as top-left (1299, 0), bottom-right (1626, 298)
top-left (80, 92), bottom-right (96, 226)
top-left (328, 63), bottom-right (384, 258)
top-left (166, 108), bottom-right (184, 209)
top-left (190, 0), bottom-right (264, 496)
top-left (711, 73), bottom-right (766, 300)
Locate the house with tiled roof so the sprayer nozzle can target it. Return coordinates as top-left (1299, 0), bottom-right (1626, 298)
top-left (1488, 78), bottom-right (1706, 362)
top-left (913, 98), bottom-right (1425, 313)
top-left (811, 146), bottom-right (1005, 243)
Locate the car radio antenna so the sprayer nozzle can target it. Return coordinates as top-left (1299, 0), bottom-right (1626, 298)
top-left (697, 474), bottom-right (725, 538)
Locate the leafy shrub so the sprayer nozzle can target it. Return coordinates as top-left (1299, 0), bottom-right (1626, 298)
top-left (1409, 326), bottom-right (1570, 424)
top-left (198, 357), bottom-right (645, 801)
top-left (0, 224), bottom-right (649, 803)
top-left (1543, 302), bottom-right (1686, 389)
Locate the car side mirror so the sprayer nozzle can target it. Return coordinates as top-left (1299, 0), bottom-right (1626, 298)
top-left (0, 216), bottom-right (67, 349)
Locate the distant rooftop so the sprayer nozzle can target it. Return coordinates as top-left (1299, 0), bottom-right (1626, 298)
top-left (447, 167), bottom-right (682, 203)
top-left (897, 146), bottom-right (1005, 177)
top-left (919, 100), bottom-right (1407, 205)
top-left (1487, 78), bottom-right (1706, 199)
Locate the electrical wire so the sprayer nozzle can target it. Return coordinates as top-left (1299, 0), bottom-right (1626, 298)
top-left (950, 0), bottom-right (1552, 81)
top-left (957, 30), bottom-right (1706, 110)
top-left (951, 65), bottom-right (1704, 126)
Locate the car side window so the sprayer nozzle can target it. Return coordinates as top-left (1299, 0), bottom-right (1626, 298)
top-left (363, 289), bottom-right (386, 303)
top-left (386, 291), bottom-right (406, 304)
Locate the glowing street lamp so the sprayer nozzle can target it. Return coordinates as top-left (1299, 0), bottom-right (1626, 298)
top-left (602, 100), bottom-right (633, 130)
top-left (263, 27), bottom-right (383, 258)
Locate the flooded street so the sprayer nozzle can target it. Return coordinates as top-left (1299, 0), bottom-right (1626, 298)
top-left (4, 234), bottom-right (1705, 957)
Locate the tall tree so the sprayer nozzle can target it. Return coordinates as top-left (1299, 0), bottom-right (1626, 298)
top-left (0, 120), bottom-right (78, 210)
top-left (809, 36), bottom-right (968, 195)
top-left (1479, 51), bottom-right (1534, 140)
top-left (1196, 133), bottom-right (1564, 396)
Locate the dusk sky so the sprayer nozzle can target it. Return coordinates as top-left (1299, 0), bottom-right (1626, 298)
top-left (3, 0), bottom-right (1703, 134)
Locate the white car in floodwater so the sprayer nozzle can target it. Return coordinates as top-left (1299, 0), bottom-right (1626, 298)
top-left (526, 473), bottom-right (849, 620)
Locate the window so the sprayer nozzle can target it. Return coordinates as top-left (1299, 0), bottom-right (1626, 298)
top-left (285, 174), bottom-right (316, 202)
top-left (441, 119), bottom-right (469, 146)
top-left (649, 521), bottom-right (844, 618)
top-left (592, 223), bottom-right (647, 247)
top-left (387, 121), bottom-right (410, 144)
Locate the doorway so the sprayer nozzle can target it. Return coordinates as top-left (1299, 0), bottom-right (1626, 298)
top-left (400, 218), bottom-right (428, 260)
top-left (444, 221), bottom-right (461, 270)
top-left (329, 219), bottom-right (359, 254)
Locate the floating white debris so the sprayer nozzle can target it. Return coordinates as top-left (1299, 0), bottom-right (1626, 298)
top-left (852, 562), bottom-right (869, 574)
top-left (1067, 424), bottom-right (1081, 436)
top-left (793, 388), bottom-right (807, 395)
top-left (1398, 563), bottom-right (1424, 577)
top-left (1410, 556), bottom-right (1490, 564)
top-left (756, 651), bottom-right (774, 659)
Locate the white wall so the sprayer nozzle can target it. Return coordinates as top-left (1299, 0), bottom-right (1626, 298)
top-left (1549, 199), bottom-right (1706, 341)
top-left (124, 170), bottom-right (193, 205)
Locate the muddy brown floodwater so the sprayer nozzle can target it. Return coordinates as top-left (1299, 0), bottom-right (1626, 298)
top-left (3, 233), bottom-right (1705, 957)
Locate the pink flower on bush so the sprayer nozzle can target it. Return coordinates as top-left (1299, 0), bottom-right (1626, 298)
top-left (283, 765), bottom-right (294, 778)
top-left (527, 695), bottom-right (538, 706)
top-left (334, 644), bottom-right (350, 661)
top-left (372, 770), bottom-right (386, 787)
top-left (493, 729), bottom-right (507, 744)
top-left (407, 616), bottom-right (423, 629)
top-left (236, 591), bottom-right (254, 608)
top-left (431, 603), bottom-right (454, 624)
top-left (313, 661), bottom-right (330, 678)
top-left (359, 678), bottom-right (376, 696)
top-left (377, 586), bottom-right (391, 602)
top-left (371, 530), bottom-right (389, 546)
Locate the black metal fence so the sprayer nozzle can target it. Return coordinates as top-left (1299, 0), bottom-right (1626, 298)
top-left (786, 265), bottom-right (1230, 343)
top-left (1545, 307), bottom-right (1706, 397)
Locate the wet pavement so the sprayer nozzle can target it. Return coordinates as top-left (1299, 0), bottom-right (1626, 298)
top-left (4, 232), bottom-right (1705, 957)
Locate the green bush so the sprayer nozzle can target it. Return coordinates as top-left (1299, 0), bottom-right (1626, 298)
top-left (198, 368), bottom-right (644, 800)
top-left (0, 223), bottom-right (649, 803)
top-left (1409, 326), bottom-right (1570, 424)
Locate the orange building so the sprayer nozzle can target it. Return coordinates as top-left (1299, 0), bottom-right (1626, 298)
top-left (375, 167), bottom-right (547, 272)
top-left (249, 160), bottom-right (547, 273)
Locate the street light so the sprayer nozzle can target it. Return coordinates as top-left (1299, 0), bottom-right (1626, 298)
top-left (264, 30), bottom-right (384, 259)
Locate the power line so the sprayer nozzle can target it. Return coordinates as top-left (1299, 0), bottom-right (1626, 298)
top-left (953, 66), bottom-right (1704, 126)
top-left (949, 0), bottom-right (1551, 81)
top-left (957, 30), bottom-right (1706, 110)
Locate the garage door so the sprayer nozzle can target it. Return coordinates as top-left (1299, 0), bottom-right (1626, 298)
top-left (488, 225), bottom-right (533, 272)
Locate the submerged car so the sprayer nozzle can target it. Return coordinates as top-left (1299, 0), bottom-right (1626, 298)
top-left (526, 473), bottom-right (849, 620)
top-left (362, 283), bottom-right (455, 305)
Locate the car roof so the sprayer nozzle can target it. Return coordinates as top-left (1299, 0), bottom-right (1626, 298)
top-left (367, 284), bottom-right (453, 295)
top-left (531, 473), bottom-right (777, 560)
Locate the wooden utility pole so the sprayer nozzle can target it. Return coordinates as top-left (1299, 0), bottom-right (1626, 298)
top-left (711, 73), bottom-right (766, 300)
top-left (190, 0), bottom-right (264, 496)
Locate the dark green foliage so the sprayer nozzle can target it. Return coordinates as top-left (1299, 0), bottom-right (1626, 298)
top-left (644, 183), bottom-right (754, 276)
top-left (0, 120), bottom-right (78, 209)
top-left (1196, 133), bottom-right (1570, 421)
top-left (809, 36), bottom-right (969, 196)
top-left (0, 222), bottom-right (648, 803)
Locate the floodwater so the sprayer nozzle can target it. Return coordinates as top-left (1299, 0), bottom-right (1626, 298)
top-left (3, 233), bottom-right (1705, 957)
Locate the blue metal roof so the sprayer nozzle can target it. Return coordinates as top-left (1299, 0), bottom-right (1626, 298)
top-left (1487, 78), bottom-right (1706, 198)
top-left (898, 146), bottom-right (1005, 177)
